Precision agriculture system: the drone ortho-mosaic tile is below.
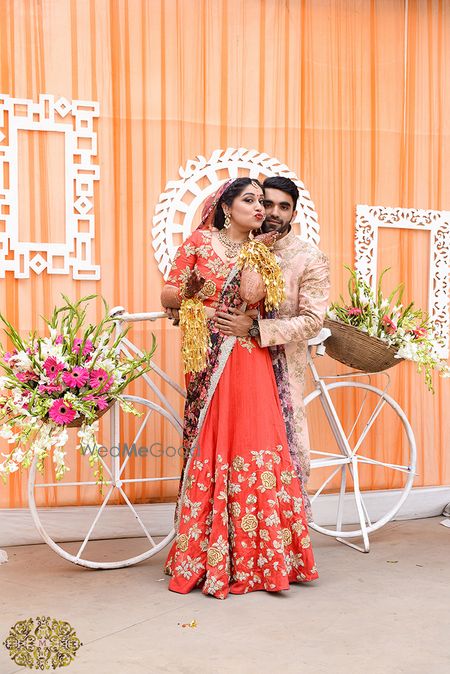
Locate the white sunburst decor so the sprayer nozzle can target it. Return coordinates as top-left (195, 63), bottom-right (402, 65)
top-left (152, 147), bottom-right (321, 279)
top-left (0, 94), bottom-right (100, 279)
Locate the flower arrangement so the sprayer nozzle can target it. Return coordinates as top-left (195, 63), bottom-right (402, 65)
top-left (326, 267), bottom-right (450, 391)
top-left (0, 296), bottom-right (156, 482)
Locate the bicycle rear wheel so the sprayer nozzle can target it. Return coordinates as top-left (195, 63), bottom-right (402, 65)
top-left (306, 381), bottom-right (416, 542)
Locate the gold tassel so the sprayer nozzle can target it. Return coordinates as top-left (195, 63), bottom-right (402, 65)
top-left (237, 241), bottom-right (286, 311)
top-left (179, 298), bottom-right (210, 373)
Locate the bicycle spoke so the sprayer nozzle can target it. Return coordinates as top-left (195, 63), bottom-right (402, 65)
top-left (346, 389), bottom-right (369, 442)
top-left (355, 454), bottom-right (415, 474)
top-left (117, 486), bottom-right (157, 546)
top-left (76, 486), bottom-right (114, 559)
top-left (119, 408), bottom-right (153, 477)
top-left (352, 396), bottom-right (387, 455)
top-left (310, 465), bottom-right (343, 503)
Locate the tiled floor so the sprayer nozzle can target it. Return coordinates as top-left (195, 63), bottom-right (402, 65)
top-left (0, 517), bottom-right (449, 674)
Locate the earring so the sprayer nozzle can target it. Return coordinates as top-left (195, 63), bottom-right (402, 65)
top-left (248, 230), bottom-right (255, 240)
top-left (224, 212), bottom-right (231, 229)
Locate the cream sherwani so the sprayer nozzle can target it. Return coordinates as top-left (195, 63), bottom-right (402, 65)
top-left (258, 231), bottom-right (330, 481)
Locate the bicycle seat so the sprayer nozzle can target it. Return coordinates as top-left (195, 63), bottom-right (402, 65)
top-left (307, 327), bottom-right (331, 347)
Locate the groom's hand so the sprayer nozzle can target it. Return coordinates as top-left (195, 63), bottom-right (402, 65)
top-left (214, 308), bottom-right (256, 337)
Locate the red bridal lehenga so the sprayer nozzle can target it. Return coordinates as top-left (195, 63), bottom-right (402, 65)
top-left (164, 229), bottom-right (318, 599)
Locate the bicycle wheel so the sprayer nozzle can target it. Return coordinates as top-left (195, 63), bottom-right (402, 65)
top-left (28, 395), bottom-right (182, 569)
top-left (305, 381), bottom-right (416, 541)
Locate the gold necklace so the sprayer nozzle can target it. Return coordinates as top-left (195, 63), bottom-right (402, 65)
top-left (218, 229), bottom-right (248, 259)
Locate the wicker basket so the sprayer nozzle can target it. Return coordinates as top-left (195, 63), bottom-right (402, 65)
top-left (323, 318), bottom-right (403, 373)
top-left (66, 402), bottom-right (113, 428)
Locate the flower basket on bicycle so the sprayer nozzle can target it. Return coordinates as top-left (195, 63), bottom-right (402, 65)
top-left (326, 266), bottom-right (449, 389)
top-left (323, 318), bottom-right (401, 373)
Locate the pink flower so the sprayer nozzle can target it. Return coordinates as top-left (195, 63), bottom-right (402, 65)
top-left (62, 366), bottom-right (90, 388)
top-left (43, 357), bottom-right (65, 380)
top-left (4, 350), bottom-right (17, 362)
top-left (411, 327), bottom-right (428, 339)
top-left (16, 371), bottom-right (38, 383)
top-left (89, 368), bottom-right (113, 392)
top-left (382, 315), bottom-right (397, 335)
top-left (38, 383), bottom-right (64, 394)
top-left (49, 398), bottom-right (77, 425)
top-left (84, 394), bottom-right (109, 410)
top-left (55, 335), bottom-right (64, 345)
top-left (72, 338), bottom-right (94, 356)
top-left (346, 307), bottom-right (363, 316)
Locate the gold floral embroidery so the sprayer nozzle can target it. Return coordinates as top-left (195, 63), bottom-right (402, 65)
top-left (237, 336), bottom-right (255, 353)
top-left (205, 257), bottom-right (229, 278)
top-left (292, 520), bottom-right (305, 534)
top-left (301, 535), bottom-right (311, 548)
top-left (241, 513), bottom-right (258, 532)
top-left (176, 534), bottom-right (189, 552)
top-left (282, 528), bottom-right (292, 545)
top-left (200, 279), bottom-right (216, 298)
top-left (261, 471), bottom-right (276, 489)
top-left (232, 456), bottom-right (245, 471)
top-left (230, 502), bottom-right (241, 517)
top-left (207, 548), bottom-right (224, 567)
top-left (281, 470), bottom-right (293, 485)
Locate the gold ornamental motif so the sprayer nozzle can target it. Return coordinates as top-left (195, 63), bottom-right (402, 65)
top-left (281, 528), bottom-right (292, 546)
top-left (241, 513), bottom-right (258, 532)
top-left (207, 547), bottom-right (224, 567)
top-left (301, 535), bottom-right (311, 549)
top-left (230, 502), bottom-right (241, 517)
top-left (200, 279), bottom-right (217, 298)
top-left (3, 616), bottom-right (82, 670)
top-left (260, 471), bottom-right (276, 489)
top-left (281, 470), bottom-right (293, 485)
top-left (232, 456), bottom-right (245, 471)
top-left (176, 534), bottom-right (189, 552)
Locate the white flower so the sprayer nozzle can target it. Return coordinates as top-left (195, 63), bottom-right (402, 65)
top-left (8, 461), bottom-right (18, 473)
top-left (0, 426), bottom-right (14, 440)
top-left (40, 339), bottom-right (64, 359)
top-left (10, 351), bottom-right (33, 371)
top-left (54, 429), bottom-right (68, 448)
top-left (12, 449), bottom-right (25, 463)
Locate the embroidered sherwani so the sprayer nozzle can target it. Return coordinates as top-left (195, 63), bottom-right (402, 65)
top-left (258, 231), bottom-right (330, 482)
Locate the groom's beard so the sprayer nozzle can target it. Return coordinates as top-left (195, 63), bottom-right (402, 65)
top-left (261, 219), bottom-right (292, 236)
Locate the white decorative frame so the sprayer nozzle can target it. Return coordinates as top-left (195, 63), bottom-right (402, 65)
top-left (152, 147), bottom-right (320, 279)
top-left (0, 94), bottom-right (100, 279)
top-left (355, 204), bottom-right (450, 357)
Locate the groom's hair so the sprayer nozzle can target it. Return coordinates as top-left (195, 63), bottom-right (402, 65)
top-left (262, 176), bottom-right (299, 210)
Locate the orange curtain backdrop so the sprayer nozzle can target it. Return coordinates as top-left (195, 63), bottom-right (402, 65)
top-left (0, 0), bottom-right (449, 508)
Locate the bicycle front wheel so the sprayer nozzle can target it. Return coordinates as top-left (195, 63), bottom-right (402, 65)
top-left (28, 395), bottom-right (182, 569)
top-left (305, 381), bottom-right (417, 539)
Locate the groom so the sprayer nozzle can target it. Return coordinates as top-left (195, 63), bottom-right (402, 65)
top-left (214, 176), bottom-right (330, 486)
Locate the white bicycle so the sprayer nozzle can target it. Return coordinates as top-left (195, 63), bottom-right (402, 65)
top-left (28, 311), bottom-right (416, 567)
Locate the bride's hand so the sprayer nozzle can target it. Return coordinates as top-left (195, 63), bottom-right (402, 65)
top-left (183, 269), bottom-right (206, 299)
top-left (251, 231), bottom-right (281, 248)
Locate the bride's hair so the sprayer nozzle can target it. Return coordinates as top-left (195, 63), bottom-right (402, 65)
top-left (213, 177), bottom-right (263, 230)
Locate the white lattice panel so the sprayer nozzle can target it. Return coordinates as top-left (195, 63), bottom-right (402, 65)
top-left (355, 204), bottom-right (450, 357)
top-left (0, 94), bottom-right (100, 279)
top-left (152, 147), bottom-right (320, 279)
